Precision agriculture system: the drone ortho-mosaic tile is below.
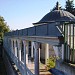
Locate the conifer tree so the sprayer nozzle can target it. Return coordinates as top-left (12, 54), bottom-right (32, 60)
top-left (52, 1), bottom-right (62, 11)
top-left (65, 0), bottom-right (75, 15)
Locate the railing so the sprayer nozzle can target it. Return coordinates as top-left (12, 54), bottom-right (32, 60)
top-left (11, 52), bottom-right (34, 75)
top-left (4, 44), bottom-right (34, 75)
top-left (3, 22), bottom-right (67, 75)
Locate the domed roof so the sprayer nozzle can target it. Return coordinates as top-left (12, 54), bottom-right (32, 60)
top-left (33, 10), bottom-right (75, 25)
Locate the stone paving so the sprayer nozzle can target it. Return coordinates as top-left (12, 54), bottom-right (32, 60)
top-left (27, 62), bottom-right (52, 75)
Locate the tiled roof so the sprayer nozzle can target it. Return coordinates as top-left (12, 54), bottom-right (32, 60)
top-left (33, 10), bottom-right (75, 25)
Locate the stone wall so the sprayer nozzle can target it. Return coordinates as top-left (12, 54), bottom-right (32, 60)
top-left (56, 60), bottom-right (75, 75)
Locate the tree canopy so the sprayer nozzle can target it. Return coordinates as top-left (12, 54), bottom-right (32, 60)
top-left (65, 0), bottom-right (75, 15)
top-left (0, 16), bottom-right (10, 43)
top-left (52, 1), bottom-right (62, 11)
top-left (52, 0), bottom-right (75, 16)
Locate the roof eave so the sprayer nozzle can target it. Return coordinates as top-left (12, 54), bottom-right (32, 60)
top-left (33, 20), bottom-right (75, 25)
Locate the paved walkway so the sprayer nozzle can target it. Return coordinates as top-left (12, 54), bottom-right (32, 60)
top-left (27, 63), bottom-right (52, 75)
top-left (0, 57), bottom-right (7, 75)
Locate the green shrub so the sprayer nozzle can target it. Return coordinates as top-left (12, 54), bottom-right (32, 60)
top-left (47, 56), bottom-right (56, 70)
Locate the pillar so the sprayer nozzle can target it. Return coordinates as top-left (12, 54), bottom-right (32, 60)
top-left (45, 43), bottom-right (49, 65)
top-left (12, 40), bottom-right (15, 54)
top-left (39, 47), bottom-right (40, 63)
top-left (23, 40), bottom-right (27, 75)
top-left (14, 40), bottom-right (17, 57)
top-left (33, 42), bottom-right (40, 63)
top-left (31, 42), bottom-right (34, 58)
top-left (15, 47), bottom-right (17, 57)
top-left (26, 41), bottom-right (28, 64)
top-left (62, 44), bottom-right (64, 60)
top-left (34, 42), bottom-right (39, 75)
top-left (11, 39), bottom-right (13, 53)
top-left (18, 40), bottom-right (21, 61)
top-left (10, 39), bottom-right (13, 58)
top-left (12, 39), bottom-right (15, 55)
top-left (67, 45), bottom-right (70, 62)
top-left (53, 46), bottom-right (59, 57)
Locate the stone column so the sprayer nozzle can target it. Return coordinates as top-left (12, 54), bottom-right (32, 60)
top-left (26, 41), bottom-right (28, 64)
top-left (13, 40), bottom-right (15, 55)
top-left (12, 40), bottom-right (15, 54)
top-left (45, 43), bottom-right (49, 65)
top-left (31, 42), bottom-right (34, 58)
top-left (34, 42), bottom-right (39, 75)
top-left (10, 39), bottom-right (13, 59)
top-left (11, 39), bottom-right (13, 53)
top-left (23, 40), bottom-right (27, 75)
top-left (39, 47), bottom-right (40, 63)
top-left (18, 40), bottom-right (21, 61)
top-left (14, 40), bottom-right (17, 57)
top-left (62, 44), bottom-right (64, 60)
top-left (32, 42), bottom-right (40, 63)
top-left (9, 39), bottom-right (11, 55)
top-left (53, 46), bottom-right (59, 57)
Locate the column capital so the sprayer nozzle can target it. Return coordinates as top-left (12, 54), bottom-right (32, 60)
top-left (34, 41), bottom-right (40, 49)
top-left (23, 40), bottom-right (26, 45)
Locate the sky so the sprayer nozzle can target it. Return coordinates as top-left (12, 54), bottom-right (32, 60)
top-left (0, 0), bottom-right (75, 30)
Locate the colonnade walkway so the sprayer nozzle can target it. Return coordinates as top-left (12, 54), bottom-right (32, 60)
top-left (0, 57), bottom-right (7, 75)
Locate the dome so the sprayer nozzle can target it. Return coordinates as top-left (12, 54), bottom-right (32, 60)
top-left (33, 10), bottom-right (75, 25)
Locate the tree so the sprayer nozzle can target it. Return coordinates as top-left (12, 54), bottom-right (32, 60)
top-left (65, 0), bottom-right (75, 15)
top-left (52, 1), bottom-right (62, 11)
top-left (0, 16), bottom-right (10, 44)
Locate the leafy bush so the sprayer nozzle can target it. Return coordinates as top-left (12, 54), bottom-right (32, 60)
top-left (46, 56), bottom-right (56, 70)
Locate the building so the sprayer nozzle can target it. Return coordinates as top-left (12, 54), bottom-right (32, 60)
top-left (3, 3), bottom-right (75, 75)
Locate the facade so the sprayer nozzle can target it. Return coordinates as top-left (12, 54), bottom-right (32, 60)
top-left (33, 9), bottom-right (75, 63)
